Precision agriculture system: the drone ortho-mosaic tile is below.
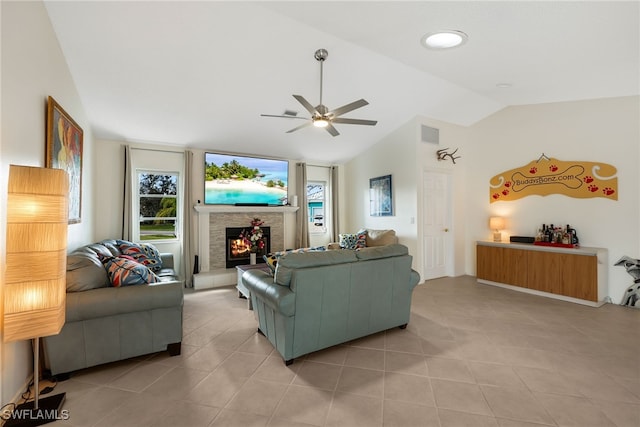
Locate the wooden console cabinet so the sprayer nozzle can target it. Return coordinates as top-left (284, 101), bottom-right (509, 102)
top-left (476, 241), bottom-right (608, 307)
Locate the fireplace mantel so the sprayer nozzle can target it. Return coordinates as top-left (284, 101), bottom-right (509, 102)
top-left (194, 205), bottom-right (299, 214)
top-left (193, 204), bottom-right (299, 290)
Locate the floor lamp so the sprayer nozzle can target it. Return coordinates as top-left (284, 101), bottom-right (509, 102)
top-left (4, 165), bottom-right (68, 426)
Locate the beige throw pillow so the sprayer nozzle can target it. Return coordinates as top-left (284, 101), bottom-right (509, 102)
top-left (366, 229), bottom-right (398, 247)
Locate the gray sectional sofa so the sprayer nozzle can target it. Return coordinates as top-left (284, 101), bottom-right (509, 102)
top-left (242, 244), bottom-right (420, 364)
top-left (42, 239), bottom-right (184, 377)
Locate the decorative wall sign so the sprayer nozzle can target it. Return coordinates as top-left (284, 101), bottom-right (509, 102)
top-left (370, 174), bottom-right (393, 216)
top-left (46, 96), bottom-right (83, 223)
top-left (489, 154), bottom-right (617, 203)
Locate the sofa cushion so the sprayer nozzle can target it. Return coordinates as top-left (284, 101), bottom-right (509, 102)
top-left (355, 244), bottom-right (408, 261)
top-left (66, 254), bottom-right (110, 292)
top-left (100, 255), bottom-right (160, 287)
top-left (65, 281), bottom-right (183, 322)
top-left (274, 250), bottom-right (358, 286)
top-left (366, 229), bottom-right (398, 247)
top-left (264, 246), bottom-right (327, 273)
top-left (99, 240), bottom-right (122, 256)
top-left (75, 243), bottom-right (115, 258)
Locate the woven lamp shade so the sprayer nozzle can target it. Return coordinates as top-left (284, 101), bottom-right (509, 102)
top-left (4, 165), bottom-right (68, 342)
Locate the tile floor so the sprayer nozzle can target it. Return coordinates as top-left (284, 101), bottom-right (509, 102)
top-left (48, 275), bottom-right (639, 426)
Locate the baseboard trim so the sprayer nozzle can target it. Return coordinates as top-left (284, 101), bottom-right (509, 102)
top-left (477, 279), bottom-right (607, 307)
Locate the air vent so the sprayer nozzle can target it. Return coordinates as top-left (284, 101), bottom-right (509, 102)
top-left (421, 125), bottom-right (439, 144)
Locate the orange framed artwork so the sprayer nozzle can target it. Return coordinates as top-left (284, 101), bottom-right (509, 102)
top-left (46, 96), bottom-right (83, 224)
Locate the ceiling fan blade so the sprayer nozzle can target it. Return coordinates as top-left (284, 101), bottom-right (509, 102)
top-left (261, 114), bottom-right (309, 121)
top-left (329, 99), bottom-right (369, 117)
top-left (325, 123), bottom-right (340, 137)
top-left (292, 95), bottom-right (319, 116)
top-left (332, 118), bottom-right (378, 126)
top-left (286, 121), bottom-right (313, 133)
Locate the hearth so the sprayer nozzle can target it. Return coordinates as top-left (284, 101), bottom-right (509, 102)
top-left (225, 226), bottom-right (270, 268)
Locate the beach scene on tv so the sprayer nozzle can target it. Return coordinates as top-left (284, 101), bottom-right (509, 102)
top-left (204, 153), bottom-right (288, 205)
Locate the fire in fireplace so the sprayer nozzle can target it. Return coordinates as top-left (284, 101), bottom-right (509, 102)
top-left (229, 238), bottom-right (251, 258)
top-left (225, 226), bottom-right (270, 268)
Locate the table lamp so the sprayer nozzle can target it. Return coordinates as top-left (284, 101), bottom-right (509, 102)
top-left (4, 165), bottom-right (68, 426)
top-left (489, 216), bottom-right (505, 242)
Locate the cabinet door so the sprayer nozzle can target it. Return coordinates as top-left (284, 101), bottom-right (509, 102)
top-left (527, 251), bottom-right (562, 294)
top-left (477, 245), bottom-right (503, 283)
top-left (560, 254), bottom-right (597, 301)
top-left (502, 248), bottom-right (528, 287)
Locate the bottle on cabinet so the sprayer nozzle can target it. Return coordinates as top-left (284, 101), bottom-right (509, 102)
top-left (533, 223), bottom-right (579, 247)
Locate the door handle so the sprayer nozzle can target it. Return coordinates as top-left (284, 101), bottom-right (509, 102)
top-left (444, 228), bottom-right (449, 232)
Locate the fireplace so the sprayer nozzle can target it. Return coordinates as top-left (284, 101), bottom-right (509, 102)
top-left (225, 226), bottom-right (270, 268)
top-left (193, 206), bottom-right (297, 290)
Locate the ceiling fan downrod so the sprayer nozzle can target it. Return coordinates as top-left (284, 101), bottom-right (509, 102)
top-left (315, 49), bottom-right (328, 112)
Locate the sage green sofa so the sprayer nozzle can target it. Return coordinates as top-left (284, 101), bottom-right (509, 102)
top-left (42, 240), bottom-right (183, 377)
top-left (242, 244), bottom-right (420, 364)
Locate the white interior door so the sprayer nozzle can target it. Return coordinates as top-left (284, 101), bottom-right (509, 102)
top-left (423, 171), bottom-right (453, 280)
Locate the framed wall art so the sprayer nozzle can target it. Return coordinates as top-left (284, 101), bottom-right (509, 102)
top-left (369, 174), bottom-right (393, 216)
top-left (46, 96), bottom-right (83, 224)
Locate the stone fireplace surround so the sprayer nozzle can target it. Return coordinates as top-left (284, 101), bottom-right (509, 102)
top-left (193, 205), bottom-right (298, 289)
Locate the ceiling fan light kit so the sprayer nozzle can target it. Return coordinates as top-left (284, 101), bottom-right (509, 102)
top-left (313, 118), bottom-right (329, 128)
top-left (261, 48), bottom-right (377, 137)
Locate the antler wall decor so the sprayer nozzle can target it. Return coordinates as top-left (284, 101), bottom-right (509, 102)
top-left (436, 148), bottom-right (461, 164)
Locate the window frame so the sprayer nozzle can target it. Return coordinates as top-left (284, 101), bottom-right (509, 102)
top-left (134, 169), bottom-right (181, 243)
top-left (307, 180), bottom-right (327, 234)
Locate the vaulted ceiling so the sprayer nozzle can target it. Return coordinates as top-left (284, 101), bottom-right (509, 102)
top-left (44, 1), bottom-right (639, 163)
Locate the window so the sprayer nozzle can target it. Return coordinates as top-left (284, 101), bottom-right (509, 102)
top-left (137, 171), bottom-right (179, 241)
top-left (307, 181), bottom-right (326, 233)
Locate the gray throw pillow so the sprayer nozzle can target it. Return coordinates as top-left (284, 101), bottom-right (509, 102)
top-left (66, 254), bottom-right (110, 292)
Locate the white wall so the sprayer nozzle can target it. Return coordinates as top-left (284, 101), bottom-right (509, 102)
top-left (1, 0), bottom-right (94, 406)
top-left (464, 96), bottom-right (640, 302)
top-left (93, 140), bottom-right (125, 241)
top-left (345, 119), bottom-right (419, 269)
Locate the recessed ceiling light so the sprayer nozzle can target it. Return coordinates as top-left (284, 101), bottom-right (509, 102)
top-left (421, 30), bottom-right (468, 50)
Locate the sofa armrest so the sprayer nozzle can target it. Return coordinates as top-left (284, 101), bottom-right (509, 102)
top-left (242, 270), bottom-right (295, 316)
top-left (161, 253), bottom-right (174, 269)
top-left (410, 269), bottom-right (421, 288)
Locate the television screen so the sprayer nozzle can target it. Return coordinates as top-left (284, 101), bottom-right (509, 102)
top-left (204, 152), bottom-right (289, 205)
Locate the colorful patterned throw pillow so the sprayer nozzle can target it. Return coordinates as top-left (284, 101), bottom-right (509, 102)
top-left (340, 231), bottom-right (367, 250)
top-left (99, 254), bottom-right (159, 287)
top-left (117, 240), bottom-right (163, 272)
top-left (355, 229), bottom-right (368, 249)
top-left (263, 253), bottom-right (279, 273)
top-left (339, 233), bottom-right (357, 249)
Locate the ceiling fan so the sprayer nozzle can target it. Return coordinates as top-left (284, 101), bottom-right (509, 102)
top-left (261, 49), bottom-right (377, 137)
